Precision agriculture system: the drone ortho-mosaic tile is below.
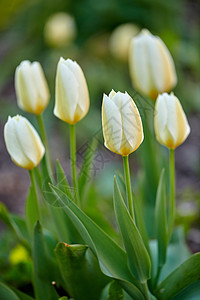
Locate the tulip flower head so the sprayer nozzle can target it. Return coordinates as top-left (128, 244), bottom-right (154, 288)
top-left (15, 60), bottom-right (50, 115)
top-left (154, 93), bottom-right (190, 149)
top-left (129, 29), bottom-right (177, 99)
top-left (102, 90), bottom-right (144, 156)
top-left (54, 57), bottom-right (90, 124)
top-left (4, 115), bottom-right (45, 169)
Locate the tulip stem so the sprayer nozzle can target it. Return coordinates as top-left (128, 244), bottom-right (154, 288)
top-left (169, 149), bottom-right (175, 239)
top-left (123, 155), bottom-right (135, 221)
top-left (69, 124), bottom-right (80, 206)
top-left (29, 169), bottom-right (40, 220)
top-left (37, 114), bottom-right (53, 176)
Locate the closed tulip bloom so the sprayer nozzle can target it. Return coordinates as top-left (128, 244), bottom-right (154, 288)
top-left (154, 93), bottom-right (190, 149)
top-left (102, 90), bottom-right (144, 156)
top-left (54, 57), bottom-right (90, 124)
top-left (4, 115), bottom-right (45, 169)
top-left (15, 60), bottom-right (50, 115)
top-left (129, 29), bottom-right (177, 99)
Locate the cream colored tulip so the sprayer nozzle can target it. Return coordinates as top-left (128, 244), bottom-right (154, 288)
top-left (109, 23), bottom-right (140, 61)
top-left (44, 13), bottom-right (76, 47)
top-left (54, 57), bottom-right (90, 124)
top-left (102, 90), bottom-right (144, 156)
top-left (129, 29), bottom-right (177, 99)
top-left (4, 115), bottom-right (45, 169)
top-left (154, 93), bottom-right (190, 149)
top-left (15, 60), bottom-right (50, 115)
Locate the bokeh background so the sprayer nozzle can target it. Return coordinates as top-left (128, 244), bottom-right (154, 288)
top-left (0, 0), bottom-right (200, 250)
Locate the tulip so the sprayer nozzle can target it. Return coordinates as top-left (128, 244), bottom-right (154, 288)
top-left (109, 23), bottom-right (140, 61)
top-left (15, 60), bottom-right (50, 115)
top-left (154, 93), bottom-right (190, 149)
top-left (4, 115), bottom-right (45, 169)
top-left (129, 29), bottom-right (177, 99)
top-left (102, 90), bottom-right (144, 156)
top-left (54, 57), bottom-right (90, 124)
top-left (44, 13), bottom-right (76, 48)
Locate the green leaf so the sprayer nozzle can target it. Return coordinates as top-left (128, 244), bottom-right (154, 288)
top-left (0, 282), bottom-right (20, 300)
top-left (113, 177), bottom-right (151, 283)
top-left (172, 281), bottom-right (200, 300)
top-left (106, 280), bottom-right (124, 300)
top-left (155, 169), bottom-right (168, 267)
top-left (49, 184), bottom-right (145, 300)
top-left (55, 242), bottom-right (109, 300)
top-left (56, 160), bottom-right (73, 199)
top-left (78, 138), bottom-right (97, 202)
top-left (0, 202), bottom-right (29, 245)
top-left (155, 253), bottom-right (200, 300)
top-left (33, 221), bottom-right (59, 300)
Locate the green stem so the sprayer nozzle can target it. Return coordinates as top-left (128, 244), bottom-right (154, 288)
top-left (142, 281), bottom-right (149, 300)
top-left (153, 265), bottom-right (162, 288)
top-left (29, 169), bottom-right (40, 220)
top-left (123, 155), bottom-right (135, 221)
top-left (69, 124), bottom-right (80, 206)
top-left (168, 149), bottom-right (175, 239)
top-left (37, 114), bottom-right (53, 176)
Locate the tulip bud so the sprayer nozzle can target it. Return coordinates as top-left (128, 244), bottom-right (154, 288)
top-left (44, 13), bottom-right (77, 48)
top-left (102, 90), bottom-right (144, 156)
top-left (129, 29), bottom-right (177, 99)
top-left (154, 93), bottom-right (190, 149)
top-left (15, 60), bottom-right (50, 115)
top-left (109, 23), bottom-right (140, 61)
top-left (4, 115), bottom-right (45, 169)
top-left (54, 57), bottom-right (90, 124)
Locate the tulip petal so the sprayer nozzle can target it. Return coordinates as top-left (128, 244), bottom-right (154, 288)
top-left (16, 117), bottom-right (45, 167)
top-left (65, 59), bottom-right (89, 118)
top-left (4, 116), bottom-right (31, 168)
top-left (15, 61), bottom-right (38, 112)
top-left (32, 62), bottom-right (49, 109)
top-left (102, 94), bottom-right (122, 154)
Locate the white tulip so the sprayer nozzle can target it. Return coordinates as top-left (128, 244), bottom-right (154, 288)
top-left (4, 115), bottom-right (45, 169)
top-left (129, 29), bottom-right (177, 99)
top-left (54, 57), bottom-right (90, 124)
top-left (154, 93), bottom-right (190, 149)
top-left (15, 60), bottom-right (50, 114)
top-left (102, 90), bottom-right (144, 156)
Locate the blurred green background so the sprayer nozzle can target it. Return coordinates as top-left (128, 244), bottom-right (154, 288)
top-left (0, 0), bottom-right (199, 249)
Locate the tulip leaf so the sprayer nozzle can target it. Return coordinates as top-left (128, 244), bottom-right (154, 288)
top-left (33, 221), bottom-right (59, 300)
top-left (78, 137), bottom-right (97, 201)
top-left (11, 287), bottom-right (35, 300)
top-left (56, 159), bottom-right (73, 199)
top-left (172, 281), bottom-right (200, 300)
top-left (0, 202), bottom-right (29, 244)
top-left (0, 282), bottom-right (20, 300)
top-left (113, 177), bottom-right (151, 283)
top-left (55, 242), bottom-right (109, 300)
top-left (154, 253), bottom-right (200, 300)
top-left (106, 280), bottom-right (124, 300)
top-left (49, 184), bottom-right (145, 300)
top-left (155, 169), bottom-right (168, 267)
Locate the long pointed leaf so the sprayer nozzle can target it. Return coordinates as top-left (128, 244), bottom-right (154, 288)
top-left (155, 253), bottom-right (200, 299)
top-left (49, 184), bottom-right (145, 300)
top-left (113, 177), bottom-right (151, 283)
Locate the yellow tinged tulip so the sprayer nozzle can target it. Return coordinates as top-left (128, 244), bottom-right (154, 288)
top-left (54, 57), bottom-right (90, 124)
top-left (129, 29), bottom-right (177, 99)
top-left (15, 60), bottom-right (50, 115)
top-left (4, 115), bottom-right (45, 170)
top-left (102, 90), bottom-right (144, 156)
top-left (154, 93), bottom-right (190, 149)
